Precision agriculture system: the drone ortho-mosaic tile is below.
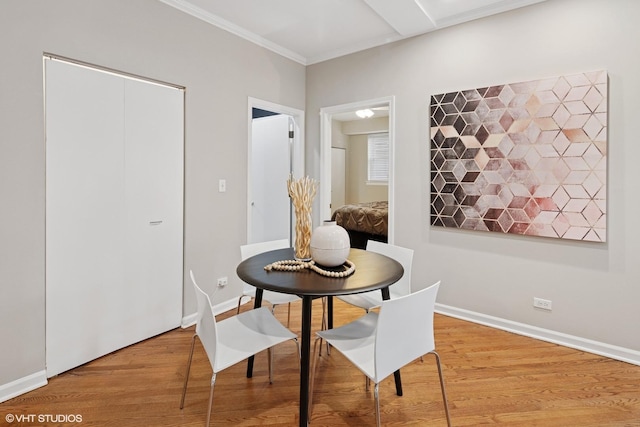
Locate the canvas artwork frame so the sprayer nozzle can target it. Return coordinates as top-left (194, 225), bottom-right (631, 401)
top-left (429, 71), bottom-right (607, 242)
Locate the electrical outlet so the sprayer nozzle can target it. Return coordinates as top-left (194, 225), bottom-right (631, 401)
top-left (217, 277), bottom-right (228, 288)
top-left (533, 297), bottom-right (552, 311)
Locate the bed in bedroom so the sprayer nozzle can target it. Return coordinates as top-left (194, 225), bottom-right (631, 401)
top-left (331, 201), bottom-right (388, 249)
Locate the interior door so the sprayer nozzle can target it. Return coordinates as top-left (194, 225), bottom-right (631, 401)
top-left (45, 58), bottom-right (183, 377)
top-left (46, 60), bottom-right (125, 377)
top-left (249, 114), bottom-right (291, 243)
top-left (122, 78), bottom-right (184, 339)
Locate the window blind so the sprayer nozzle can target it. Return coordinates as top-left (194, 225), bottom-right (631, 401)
top-left (367, 132), bottom-right (389, 183)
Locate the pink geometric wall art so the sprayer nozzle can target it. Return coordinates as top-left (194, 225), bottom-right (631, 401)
top-left (430, 71), bottom-right (607, 242)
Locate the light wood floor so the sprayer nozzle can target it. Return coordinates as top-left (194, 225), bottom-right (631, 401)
top-left (3, 298), bottom-right (640, 426)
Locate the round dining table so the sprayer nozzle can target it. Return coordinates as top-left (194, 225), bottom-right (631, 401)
top-left (236, 247), bottom-right (404, 426)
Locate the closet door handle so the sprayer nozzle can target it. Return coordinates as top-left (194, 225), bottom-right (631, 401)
top-left (149, 220), bottom-right (163, 225)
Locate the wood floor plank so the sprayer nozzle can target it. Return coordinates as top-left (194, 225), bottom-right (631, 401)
top-left (2, 298), bottom-right (640, 426)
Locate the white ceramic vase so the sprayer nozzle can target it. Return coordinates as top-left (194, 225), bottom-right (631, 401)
top-left (310, 220), bottom-right (350, 267)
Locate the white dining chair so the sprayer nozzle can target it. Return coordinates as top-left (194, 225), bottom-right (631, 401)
top-left (238, 239), bottom-right (301, 326)
top-left (337, 240), bottom-right (414, 312)
top-left (181, 270), bottom-right (299, 427)
top-left (311, 281), bottom-right (451, 427)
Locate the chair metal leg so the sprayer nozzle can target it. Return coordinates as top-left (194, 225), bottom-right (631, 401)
top-left (432, 351), bottom-right (452, 427)
top-left (270, 303), bottom-right (292, 328)
top-left (293, 338), bottom-right (301, 366)
top-left (205, 373), bottom-right (217, 427)
top-left (319, 298), bottom-right (330, 356)
top-left (308, 336), bottom-right (323, 418)
top-left (180, 334), bottom-right (197, 409)
top-left (268, 347), bottom-right (273, 384)
top-left (267, 338), bottom-right (300, 386)
top-left (237, 294), bottom-right (253, 314)
top-left (374, 382), bottom-right (381, 427)
top-left (236, 296), bottom-right (243, 314)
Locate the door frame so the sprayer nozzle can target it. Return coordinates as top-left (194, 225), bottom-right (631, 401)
top-left (319, 96), bottom-right (395, 243)
top-left (247, 97), bottom-right (305, 243)
top-left (330, 147), bottom-right (346, 213)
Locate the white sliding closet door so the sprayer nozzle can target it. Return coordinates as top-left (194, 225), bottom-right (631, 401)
top-left (45, 58), bottom-right (183, 377)
top-left (122, 79), bottom-right (183, 339)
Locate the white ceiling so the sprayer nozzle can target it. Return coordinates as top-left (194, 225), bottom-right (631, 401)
top-left (160, 0), bottom-right (547, 65)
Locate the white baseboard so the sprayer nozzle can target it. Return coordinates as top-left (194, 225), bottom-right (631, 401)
top-left (435, 303), bottom-right (640, 366)
top-left (181, 312), bottom-right (198, 328)
top-left (0, 370), bottom-right (48, 403)
top-left (181, 297), bottom-right (248, 328)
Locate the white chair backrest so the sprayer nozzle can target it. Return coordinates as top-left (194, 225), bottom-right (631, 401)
top-left (190, 270), bottom-right (219, 371)
top-left (240, 239), bottom-right (290, 294)
top-left (366, 240), bottom-right (414, 298)
top-left (241, 239), bottom-right (290, 261)
top-left (374, 281), bottom-right (441, 382)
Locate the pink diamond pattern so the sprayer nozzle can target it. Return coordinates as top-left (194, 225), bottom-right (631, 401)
top-left (430, 71), bottom-right (607, 242)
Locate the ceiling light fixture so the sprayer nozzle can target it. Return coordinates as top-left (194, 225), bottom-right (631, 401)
top-left (355, 109), bottom-right (374, 119)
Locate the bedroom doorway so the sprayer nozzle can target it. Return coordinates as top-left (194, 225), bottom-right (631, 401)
top-left (247, 98), bottom-right (305, 245)
top-left (319, 96), bottom-right (395, 244)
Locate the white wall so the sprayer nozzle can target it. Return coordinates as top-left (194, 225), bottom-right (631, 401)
top-left (306, 0), bottom-right (640, 361)
top-left (341, 116), bottom-right (388, 135)
top-left (345, 134), bottom-right (388, 204)
top-left (0, 0), bottom-right (305, 395)
top-left (332, 117), bottom-right (390, 204)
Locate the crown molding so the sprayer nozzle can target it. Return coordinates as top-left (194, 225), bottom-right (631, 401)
top-left (158, 0), bottom-right (308, 65)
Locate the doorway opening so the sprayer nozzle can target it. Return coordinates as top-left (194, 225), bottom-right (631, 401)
top-left (320, 96), bottom-right (395, 246)
top-left (247, 98), bottom-right (305, 245)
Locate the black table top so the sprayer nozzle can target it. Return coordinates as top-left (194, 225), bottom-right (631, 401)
top-left (236, 247), bottom-right (404, 297)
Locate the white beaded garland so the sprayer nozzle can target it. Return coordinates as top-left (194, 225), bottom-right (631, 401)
top-left (264, 259), bottom-right (355, 278)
